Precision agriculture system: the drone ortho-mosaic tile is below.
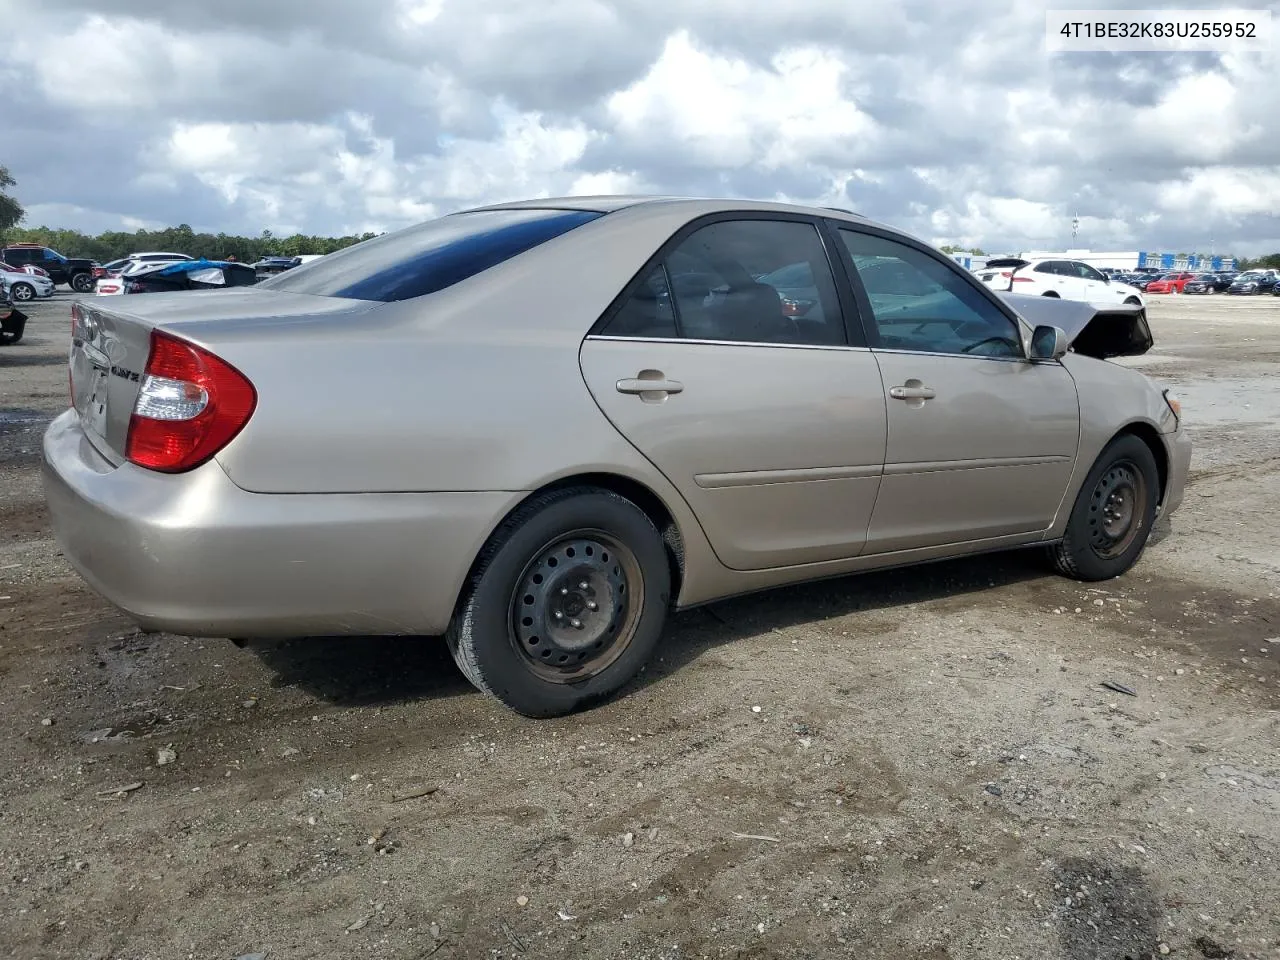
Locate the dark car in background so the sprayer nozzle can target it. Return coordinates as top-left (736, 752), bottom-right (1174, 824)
top-left (1227, 270), bottom-right (1279, 295)
top-left (1183, 273), bottom-right (1229, 294)
top-left (251, 255), bottom-right (303, 280)
top-left (0, 288), bottom-right (27, 344)
top-left (1127, 274), bottom-right (1163, 291)
top-left (1, 243), bottom-right (98, 292)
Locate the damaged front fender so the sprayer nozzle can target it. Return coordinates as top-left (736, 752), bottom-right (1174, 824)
top-left (998, 292), bottom-right (1153, 360)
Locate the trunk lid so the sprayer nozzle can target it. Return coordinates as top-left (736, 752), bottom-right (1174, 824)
top-left (69, 289), bottom-right (373, 463)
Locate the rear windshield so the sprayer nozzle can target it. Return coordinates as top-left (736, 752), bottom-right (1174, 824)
top-left (260, 208), bottom-right (602, 302)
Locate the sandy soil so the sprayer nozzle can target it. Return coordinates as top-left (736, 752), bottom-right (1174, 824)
top-left (0, 291), bottom-right (1276, 960)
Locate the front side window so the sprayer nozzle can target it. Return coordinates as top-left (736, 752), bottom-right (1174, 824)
top-left (43, 248), bottom-right (68, 263)
top-left (838, 229), bottom-right (1023, 359)
top-left (261, 208), bottom-right (602, 302)
top-left (1075, 263), bottom-right (1106, 282)
top-left (602, 219), bottom-right (847, 346)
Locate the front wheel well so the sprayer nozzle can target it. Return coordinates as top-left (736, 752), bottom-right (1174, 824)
top-left (1041, 290), bottom-right (1060, 298)
top-left (1114, 423), bottom-right (1168, 504)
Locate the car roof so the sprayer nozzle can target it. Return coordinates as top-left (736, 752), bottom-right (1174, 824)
top-left (463, 194), bottom-right (880, 228)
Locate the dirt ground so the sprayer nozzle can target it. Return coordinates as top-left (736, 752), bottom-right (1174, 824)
top-left (1, 290), bottom-right (1277, 960)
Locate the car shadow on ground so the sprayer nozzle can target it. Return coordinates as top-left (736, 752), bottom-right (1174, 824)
top-left (250, 548), bottom-right (1052, 710)
top-left (0, 353), bottom-right (62, 368)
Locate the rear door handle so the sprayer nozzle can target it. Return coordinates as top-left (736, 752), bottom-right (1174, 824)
top-left (617, 377), bottom-right (684, 396)
top-left (889, 384), bottom-right (936, 400)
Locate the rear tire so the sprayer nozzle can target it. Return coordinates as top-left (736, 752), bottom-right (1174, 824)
top-left (1048, 434), bottom-right (1159, 581)
top-left (1041, 291), bottom-right (1060, 298)
top-left (446, 487), bottom-right (671, 718)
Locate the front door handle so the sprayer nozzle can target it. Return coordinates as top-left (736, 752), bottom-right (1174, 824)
top-left (889, 384), bottom-right (936, 400)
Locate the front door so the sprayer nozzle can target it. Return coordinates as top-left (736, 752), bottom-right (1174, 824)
top-left (834, 227), bottom-right (1081, 553)
top-left (580, 216), bottom-right (888, 571)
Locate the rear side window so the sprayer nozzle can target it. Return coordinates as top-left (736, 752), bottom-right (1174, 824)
top-left (261, 208), bottom-right (602, 302)
top-left (601, 219), bottom-right (847, 346)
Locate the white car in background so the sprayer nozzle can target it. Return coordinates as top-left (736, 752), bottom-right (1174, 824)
top-left (1, 262), bottom-right (56, 301)
top-left (977, 257), bottom-right (1146, 308)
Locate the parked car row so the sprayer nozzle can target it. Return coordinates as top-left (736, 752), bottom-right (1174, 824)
top-left (1, 242), bottom-right (326, 298)
top-left (974, 260), bottom-right (1278, 304)
top-left (95, 251), bottom-right (318, 295)
top-left (1224, 269), bottom-right (1280, 295)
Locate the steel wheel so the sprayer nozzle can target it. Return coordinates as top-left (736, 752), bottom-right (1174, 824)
top-left (1087, 460), bottom-right (1146, 560)
top-left (510, 530), bottom-right (643, 683)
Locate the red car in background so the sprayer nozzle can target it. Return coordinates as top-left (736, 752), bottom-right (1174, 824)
top-left (1144, 271), bottom-right (1197, 294)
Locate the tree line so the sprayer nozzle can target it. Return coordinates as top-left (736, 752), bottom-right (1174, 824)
top-left (2, 222), bottom-right (378, 264)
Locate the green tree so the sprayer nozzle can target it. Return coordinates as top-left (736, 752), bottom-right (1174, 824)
top-left (0, 165), bottom-right (25, 234)
top-left (3, 222), bottom-right (379, 262)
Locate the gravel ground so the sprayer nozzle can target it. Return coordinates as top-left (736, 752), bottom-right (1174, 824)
top-left (1, 290), bottom-right (1277, 960)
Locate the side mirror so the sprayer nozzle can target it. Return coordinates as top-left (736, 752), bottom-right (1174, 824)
top-left (1030, 324), bottom-right (1068, 361)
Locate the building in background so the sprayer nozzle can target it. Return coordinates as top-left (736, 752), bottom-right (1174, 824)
top-left (1015, 249), bottom-right (1236, 272)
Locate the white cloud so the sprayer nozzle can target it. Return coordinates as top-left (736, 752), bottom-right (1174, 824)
top-left (607, 31), bottom-right (874, 170)
top-left (0, 0), bottom-right (1277, 255)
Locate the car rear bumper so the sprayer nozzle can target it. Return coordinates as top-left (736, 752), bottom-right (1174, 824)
top-left (41, 409), bottom-right (521, 638)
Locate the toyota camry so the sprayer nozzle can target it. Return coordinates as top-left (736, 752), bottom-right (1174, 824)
top-left (42, 196), bottom-right (1191, 717)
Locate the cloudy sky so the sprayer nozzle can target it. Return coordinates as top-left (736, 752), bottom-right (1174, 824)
top-left (2, 0), bottom-right (1278, 255)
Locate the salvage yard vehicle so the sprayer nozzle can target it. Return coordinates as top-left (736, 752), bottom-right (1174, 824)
top-left (110, 258), bottom-right (259, 294)
top-left (41, 196), bottom-right (1191, 717)
top-left (976, 257), bottom-right (1146, 308)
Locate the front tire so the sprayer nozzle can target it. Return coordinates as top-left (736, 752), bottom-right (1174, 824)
top-left (70, 272), bottom-right (95, 293)
top-left (1123, 296), bottom-right (1141, 305)
top-left (1041, 291), bottom-right (1060, 298)
top-left (1048, 434), bottom-right (1159, 581)
top-left (9, 282), bottom-right (35, 302)
top-left (446, 487), bottom-right (672, 718)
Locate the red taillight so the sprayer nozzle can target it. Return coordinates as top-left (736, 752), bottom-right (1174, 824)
top-left (999, 271), bottom-right (1012, 277)
top-left (1011, 276), bottom-right (1035, 282)
top-left (125, 330), bottom-right (256, 473)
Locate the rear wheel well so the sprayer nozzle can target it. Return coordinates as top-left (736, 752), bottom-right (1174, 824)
top-left (463, 473), bottom-right (685, 611)
top-left (1041, 290), bottom-right (1060, 298)
top-left (1114, 423), bottom-right (1168, 504)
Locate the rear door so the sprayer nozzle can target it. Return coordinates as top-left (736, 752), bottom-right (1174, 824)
top-left (580, 215), bottom-right (888, 571)
top-left (833, 226), bottom-right (1080, 553)
top-left (1035, 261), bottom-right (1085, 300)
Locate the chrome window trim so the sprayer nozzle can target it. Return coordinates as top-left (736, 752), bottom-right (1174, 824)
top-left (585, 334), bottom-right (872, 354)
